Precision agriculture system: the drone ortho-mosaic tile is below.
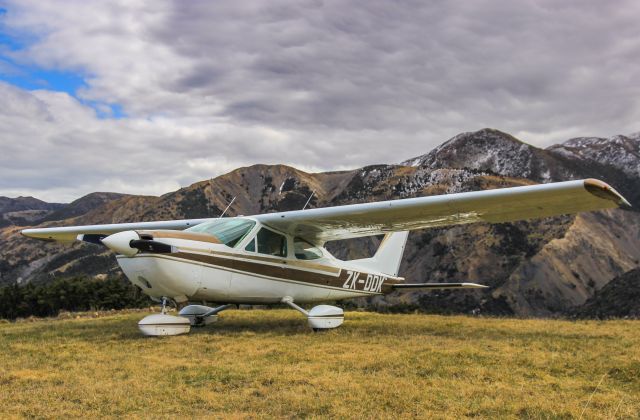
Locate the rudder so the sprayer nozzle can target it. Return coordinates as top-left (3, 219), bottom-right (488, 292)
top-left (349, 231), bottom-right (409, 276)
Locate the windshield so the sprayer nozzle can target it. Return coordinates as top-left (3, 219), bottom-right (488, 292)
top-left (185, 219), bottom-right (256, 247)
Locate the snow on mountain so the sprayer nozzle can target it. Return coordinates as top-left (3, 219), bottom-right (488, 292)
top-left (401, 128), bottom-right (574, 183)
top-left (547, 133), bottom-right (640, 178)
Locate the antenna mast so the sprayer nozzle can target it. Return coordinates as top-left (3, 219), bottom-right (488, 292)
top-left (219, 196), bottom-right (236, 218)
top-left (302, 190), bottom-right (315, 210)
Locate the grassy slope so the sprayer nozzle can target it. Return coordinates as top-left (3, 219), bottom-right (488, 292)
top-left (0, 310), bottom-right (638, 419)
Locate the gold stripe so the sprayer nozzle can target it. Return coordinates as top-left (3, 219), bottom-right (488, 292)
top-left (138, 230), bottom-right (222, 245)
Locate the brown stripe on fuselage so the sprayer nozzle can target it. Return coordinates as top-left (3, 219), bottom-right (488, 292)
top-left (163, 251), bottom-right (402, 294)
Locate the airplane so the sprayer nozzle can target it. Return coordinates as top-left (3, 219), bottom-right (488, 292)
top-left (21, 178), bottom-right (630, 336)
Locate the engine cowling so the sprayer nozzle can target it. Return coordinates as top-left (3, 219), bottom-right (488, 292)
top-left (101, 230), bottom-right (140, 257)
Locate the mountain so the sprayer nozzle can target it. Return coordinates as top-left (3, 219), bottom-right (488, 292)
top-left (402, 128), bottom-right (568, 182)
top-left (547, 133), bottom-right (640, 178)
top-left (1, 128), bottom-right (638, 317)
top-left (402, 128), bottom-right (640, 207)
top-left (0, 196), bottom-right (64, 228)
top-left (38, 192), bottom-right (129, 222)
top-left (0, 193), bottom-right (127, 229)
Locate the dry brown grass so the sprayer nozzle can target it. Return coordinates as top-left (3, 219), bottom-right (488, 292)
top-left (0, 310), bottom-right (638, 419)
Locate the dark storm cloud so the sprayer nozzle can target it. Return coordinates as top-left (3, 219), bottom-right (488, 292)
top-left (1, 0), bottom-right (639, 201)
top-left (152, 0), bottom-right (640, 135)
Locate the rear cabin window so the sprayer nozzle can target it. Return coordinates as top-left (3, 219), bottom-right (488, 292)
top-left (256, 228), bottom-right (287, 257)
top-left (294, 237), bottom-right (323, 260)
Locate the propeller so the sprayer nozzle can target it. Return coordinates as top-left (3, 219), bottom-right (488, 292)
top-left (101, 231), bottom-right (174, 256)
top-left (130, 239), bottom-right (173, 254)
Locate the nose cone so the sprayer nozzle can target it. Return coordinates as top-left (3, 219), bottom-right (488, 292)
top-left (102, 230), bottom-right (140, 257)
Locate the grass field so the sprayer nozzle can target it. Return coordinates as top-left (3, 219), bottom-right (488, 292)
top-left (0, 310), bottom-right (638, 419)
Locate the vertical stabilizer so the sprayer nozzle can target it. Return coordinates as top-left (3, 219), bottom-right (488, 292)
top-left (349, 231), bottom-right (409, 276)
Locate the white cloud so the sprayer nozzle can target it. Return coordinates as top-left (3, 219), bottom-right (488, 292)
top-left (1, 0), bottom-right (640, 201)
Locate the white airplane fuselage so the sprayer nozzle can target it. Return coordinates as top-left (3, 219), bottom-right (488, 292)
top-left (116, 219), bottom-right (401, 305)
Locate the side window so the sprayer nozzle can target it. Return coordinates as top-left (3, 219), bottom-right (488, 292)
top-left (256, 228), bottom-right (287, 257)
top-left (245, 237), bottom-right (256, 252)
top-left (294, 237), bottom-right (323, 260)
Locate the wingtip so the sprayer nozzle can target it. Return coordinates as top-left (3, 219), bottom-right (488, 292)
top-left (620, 197), bottom-right (633, 210)
top-left (584, 179), bottom-right (632, 209)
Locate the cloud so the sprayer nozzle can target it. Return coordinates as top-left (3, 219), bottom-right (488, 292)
top-left (1, 0), bottom-right (639, 201)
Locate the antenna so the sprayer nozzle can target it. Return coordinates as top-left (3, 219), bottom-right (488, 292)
top-left (302, 190), bottom-right (315, 210)
top-left (219, 196), bottom-right (236, 218)
top-left (206, 178), bottom-right (236, 218)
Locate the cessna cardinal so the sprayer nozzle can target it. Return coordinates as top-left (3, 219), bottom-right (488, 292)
top-left (21, 179), bottom-right (630, 335)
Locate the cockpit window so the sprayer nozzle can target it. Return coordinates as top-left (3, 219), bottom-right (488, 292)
top-left (185, 219), bottom-right (256, 247)
top-left (294, 237), bottom-right (323, 260)
top-left (256, 228), bottom-right (287, 257)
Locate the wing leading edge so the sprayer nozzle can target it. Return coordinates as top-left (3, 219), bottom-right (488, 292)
top-left (255, 178), bottom-right (630, 244)
top-left (21, 218), bottom-right (211, 242)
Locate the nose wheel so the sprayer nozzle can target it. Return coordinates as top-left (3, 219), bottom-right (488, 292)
top-left (138, 296), bottom-right (191, 336)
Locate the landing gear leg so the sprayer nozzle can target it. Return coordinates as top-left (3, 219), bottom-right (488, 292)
top-left (178, 304), bottom-right (235, 327)
top-left (281, 297), bottom-right (344, 331)
top-left (161, 297), bottom-right (168, 315)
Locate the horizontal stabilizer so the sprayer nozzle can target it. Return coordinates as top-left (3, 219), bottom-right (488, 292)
top-left (392, 282), bottom-right (488, 290)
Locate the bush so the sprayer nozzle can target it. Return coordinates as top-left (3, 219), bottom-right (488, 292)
top-left (0, 276), bottom-right (150, 320)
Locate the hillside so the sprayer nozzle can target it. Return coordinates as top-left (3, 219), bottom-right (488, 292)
top-left (573, 268), bottom-right (640, 319)
top-left (38, 192), bottom-right (129, 222)
top-left (0, 310), bottom-right (638, 418)
top-left (1, 128), bottom-right (639, 317)
top-left (548, 133), bottom-right (640, 178)
top-left (0, 196), bottom-right (64, 227)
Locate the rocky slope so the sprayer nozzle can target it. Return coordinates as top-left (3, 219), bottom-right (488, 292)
top-left (403, 128), bottom-right (640, 207)
top-left (1, 128), bottom-right (638, 317)
top-left (573, 268), bottom-right (640, 318)
top-left (547, 133), bottom-right (640, 178)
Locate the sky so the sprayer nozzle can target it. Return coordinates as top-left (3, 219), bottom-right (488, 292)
top-left (0, 0), bottom-right (639, 202)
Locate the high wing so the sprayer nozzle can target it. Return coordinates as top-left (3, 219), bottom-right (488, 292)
top-left (21, 218), bottom-right (211, 242)
top-left (255, 178), bottom-right (630, 244)
top-left (21, 178), bottom-right (630, 244)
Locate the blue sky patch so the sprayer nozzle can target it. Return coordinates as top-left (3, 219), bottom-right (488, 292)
top-left (0, 15), bottom-right (125, 120)
top-left (0, 61), bottom-right (87, 92)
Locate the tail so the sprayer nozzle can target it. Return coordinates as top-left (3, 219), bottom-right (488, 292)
top-left (350, 231), bottom-right (409, 276)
